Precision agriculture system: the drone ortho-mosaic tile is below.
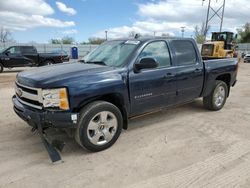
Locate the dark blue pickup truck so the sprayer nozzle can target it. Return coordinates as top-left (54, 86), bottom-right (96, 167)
top-left (13, 37), bottom-right (238, 161)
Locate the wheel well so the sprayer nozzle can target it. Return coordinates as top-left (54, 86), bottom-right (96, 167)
top-left (216, 74), bottom-right (231, 96)
top-left (77, 94), bottom-right (128, 130)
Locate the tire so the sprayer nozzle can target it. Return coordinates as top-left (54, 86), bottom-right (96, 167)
top-left (42, 60), bottom-right (53, 66)
top-left (203, 80), bottom-right (228, 111)
top-left (75, 101), bottom-right (123, 152)
top-left (0, 63), bottom-right (3, 73)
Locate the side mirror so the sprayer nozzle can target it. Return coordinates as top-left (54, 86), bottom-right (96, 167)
top-left (134, 57), bottom-right (158, 72)
top-left (235, 34), bottom-right (238, 39)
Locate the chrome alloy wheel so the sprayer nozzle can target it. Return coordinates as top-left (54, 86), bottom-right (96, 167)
top-left (87, 111), bottom-right (118, 146)
top-left (214, 85), bottom-right (226, 107)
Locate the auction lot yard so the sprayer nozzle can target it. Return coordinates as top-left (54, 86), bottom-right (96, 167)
top-left (0, 63), bottom-right (250, 188)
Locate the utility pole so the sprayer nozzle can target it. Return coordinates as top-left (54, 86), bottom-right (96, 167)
top-left (181, 27), bottom-right (185, 38)
top-left (203, 0), bottom-right (226, 37)
top-left (105, 31), bottom-right (108, 41)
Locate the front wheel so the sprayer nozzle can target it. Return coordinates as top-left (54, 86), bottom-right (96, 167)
top-left (75, 101), bottom-right (123, 152)
top-left (203, 80), bottom-right (228, 111)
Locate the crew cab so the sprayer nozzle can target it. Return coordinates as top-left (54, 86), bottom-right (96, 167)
top-left (0, 46), bottom-right (69, 73)
top-left (12, 38), bottom-right (238, 161)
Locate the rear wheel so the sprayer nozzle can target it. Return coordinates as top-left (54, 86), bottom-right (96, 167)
top-left (75, 101), bottom-right (123, 152)
top-left (203, 80), bottom-right (228, 111)
top-left (0, 63), bottom-right (3, 73)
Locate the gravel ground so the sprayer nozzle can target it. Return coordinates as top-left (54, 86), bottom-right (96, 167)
top-left (0, 63), bottom-right (250, 188)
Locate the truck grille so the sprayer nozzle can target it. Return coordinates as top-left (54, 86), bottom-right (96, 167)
top-left (201, 44), bottom-right (214, 56)
top-left (15, 82), bottom-right (43, 110)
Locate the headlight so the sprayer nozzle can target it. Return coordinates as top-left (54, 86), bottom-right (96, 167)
top-left (42, 88), bottom-right (69, 110)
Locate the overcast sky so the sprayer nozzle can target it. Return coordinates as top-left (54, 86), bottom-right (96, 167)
top-left (0, 0), bottom-right (249, 43)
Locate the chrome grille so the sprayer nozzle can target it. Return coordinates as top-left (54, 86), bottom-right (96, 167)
top-left (15, 82), bottom-right (43, 110)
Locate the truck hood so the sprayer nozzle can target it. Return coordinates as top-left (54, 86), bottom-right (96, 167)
top-left (17, 63), bottom-right (122, 88)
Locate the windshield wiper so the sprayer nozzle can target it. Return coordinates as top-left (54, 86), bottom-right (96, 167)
top-left (85, 61), bottom-right (107, 66)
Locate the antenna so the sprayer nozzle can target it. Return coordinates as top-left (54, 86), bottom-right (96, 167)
top-left (203, 0), bottom-right (226, 37)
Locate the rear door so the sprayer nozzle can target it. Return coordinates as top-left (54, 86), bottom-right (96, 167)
top-left (129, 40), bottom-right (177, 116)
top-left (20, 46), bottom-right (38, 66)
top-left (170, 40), bottom-right (204, 103)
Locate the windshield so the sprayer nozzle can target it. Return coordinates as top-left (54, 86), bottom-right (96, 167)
top-left (82, 40), bottom-right (139, 67)
top-left (0, 48), bottom-right (7, 53)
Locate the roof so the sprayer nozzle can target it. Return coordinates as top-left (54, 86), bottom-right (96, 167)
top-left (111, 37), bottom-right (194, 43)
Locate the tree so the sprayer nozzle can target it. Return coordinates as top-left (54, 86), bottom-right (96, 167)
top-left (162, 33), bottom-right (171, 37)
top-left (50, 39), bottom-right (61, 44)
top-left (194, 22), bottom-right (210, 44)
top-left (0, 27), bottom-right (13, 43)
top-left (61, 36), bottom-right (75, 44)
top-left (237, 23), bottom-right (250, 43)
top-left (50, 36), bottom-right (75, 44)
top-left (88, 37), bottom-right (106, 45)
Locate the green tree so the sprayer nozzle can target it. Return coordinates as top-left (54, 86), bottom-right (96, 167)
top-left (88, 37), bottom-right (106, 45)
top-left (50, 39), bottom-right (61, 44)
top-left (61, 36), bottom-right (75, 44)
top-left (194, 22), bottom-right (210, 44)
top-left (237, 23), bottom-right (250, 43)
top-left (50, 36), bottom-right (75, 44)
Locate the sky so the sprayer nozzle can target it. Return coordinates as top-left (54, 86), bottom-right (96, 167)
top-left (0, 0), bottom-right (249, 43)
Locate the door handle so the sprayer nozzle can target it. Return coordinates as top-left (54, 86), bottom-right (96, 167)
top-left (163, 73), bottom-right (175, 79)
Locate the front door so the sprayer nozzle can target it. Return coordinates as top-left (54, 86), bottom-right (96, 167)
top-left (129, 41), bottom-right (177, 116)
top-left (1, 46), bottom-right (23, 67)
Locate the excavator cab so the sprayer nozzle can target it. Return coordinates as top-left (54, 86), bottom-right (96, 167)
top-left (201, 31), bottom-right (237, 59)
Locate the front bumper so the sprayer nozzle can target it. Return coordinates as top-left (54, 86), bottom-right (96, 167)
top-left (12, 95), bottom-right (78, 129)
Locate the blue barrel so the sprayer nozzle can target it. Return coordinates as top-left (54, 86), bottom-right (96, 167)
top-left (71, 46), bottom-right (78, 59)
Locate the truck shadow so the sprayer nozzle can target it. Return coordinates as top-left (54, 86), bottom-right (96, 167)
top-left (46, 99), bottom-right (208, 157)
top-left (127, 99), bottom-right (207, 131)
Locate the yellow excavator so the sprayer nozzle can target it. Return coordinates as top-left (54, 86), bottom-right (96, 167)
top-left (201, 31), bottom-right (238, 59)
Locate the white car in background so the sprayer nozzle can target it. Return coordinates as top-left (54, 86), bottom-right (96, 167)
top-left (244, 54), bottom-right (250, 63)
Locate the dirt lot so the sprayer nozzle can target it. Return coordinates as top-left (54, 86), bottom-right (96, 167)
top-left (0, 64), bottom-right (250, 188)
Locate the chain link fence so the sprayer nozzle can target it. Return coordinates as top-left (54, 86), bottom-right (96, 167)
top-left (0, 42), bottom-right (99, 58)
top-left (1, 42), bottom-right (250, 58)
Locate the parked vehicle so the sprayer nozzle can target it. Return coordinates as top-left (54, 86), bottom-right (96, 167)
top-left (201, 31), bottom-right (238, 59)
top-left (0, 46), bottom-right (68, 73)
top-left (12, 37), bottom-right (238, 162)
top-left (244, 54), bottom-right (250, 63)
top-left (51, 49), bottom-right (70, 62)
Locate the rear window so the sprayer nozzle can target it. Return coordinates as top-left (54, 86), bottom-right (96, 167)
top-left (21, 46), bottom-right (36, 54)
top-left (172, 40), bottom-right (197, 66)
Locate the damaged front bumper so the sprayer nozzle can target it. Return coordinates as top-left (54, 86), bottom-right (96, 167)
top-left (12, 95), bottom-right (79, 163)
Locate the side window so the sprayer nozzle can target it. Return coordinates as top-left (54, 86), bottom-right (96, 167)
top-left (8, 47), bottom-right (21, 54)
top-left (139, 41), bottom-right (171, 68)
top-left (21, 47), bottom-right (36, 54)
top-left (172, 40), bottom-right (197, 66)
